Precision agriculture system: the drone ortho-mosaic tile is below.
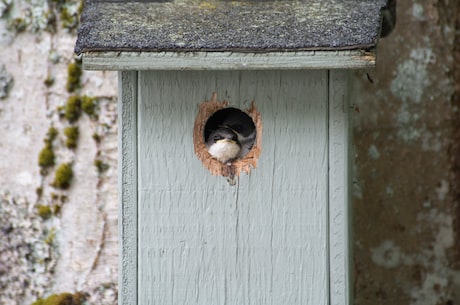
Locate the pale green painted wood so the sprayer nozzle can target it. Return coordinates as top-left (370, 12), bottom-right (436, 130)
top-left (137, 71), bottom-right (329, 305)
top-left (328, 70), bottom-right (352, 305)
top-left (118, 71), bottom-right (138, 305)
top-left (82, 50), bottom-right (375, 71)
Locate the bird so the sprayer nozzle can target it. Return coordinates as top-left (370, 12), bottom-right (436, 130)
top-left (204, 107), bottom-right (256, 164)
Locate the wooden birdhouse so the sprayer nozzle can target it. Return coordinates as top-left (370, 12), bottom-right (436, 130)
top-left (75, 0), bottom-right (394, 304)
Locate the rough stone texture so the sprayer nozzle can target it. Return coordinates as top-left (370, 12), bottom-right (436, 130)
top-left (0, 64), bottom-right (13, 98)
top-left (0, 1), bottom-right (118, 304)
top-left (351, 0), bottom-right (460, 304)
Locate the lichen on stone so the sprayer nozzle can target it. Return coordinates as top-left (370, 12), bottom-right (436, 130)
top-left (0, 64), bottom-right (13, 99)
top-left (0, 193), bottom-right (56, 304)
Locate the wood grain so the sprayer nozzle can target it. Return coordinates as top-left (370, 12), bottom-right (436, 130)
top-left (83, 51), bottom-right (375, 71)
top-left (136, 70), bottom-right (330, 304)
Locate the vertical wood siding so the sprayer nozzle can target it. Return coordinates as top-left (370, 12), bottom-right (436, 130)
top-left (136, 71), bottom-right (329, 305)
top-left (328, 70), bottom-right (351, 305)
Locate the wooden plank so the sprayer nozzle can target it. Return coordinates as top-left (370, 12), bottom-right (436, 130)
top-left (137, 71), bottom-right (329, 304)
top-left (328, 70), bottom-right (352, 305)
top-left (82, 51), bottom-right (375, 71)
top-left (118, 71), bottom-right (138, 305)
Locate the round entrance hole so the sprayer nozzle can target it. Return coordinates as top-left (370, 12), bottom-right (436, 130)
top-left (204, 107), bottom-right (256, 164)
top-left (193, 93), bottom-right (262, 183)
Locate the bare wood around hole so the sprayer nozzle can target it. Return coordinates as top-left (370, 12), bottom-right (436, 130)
top-left (193, 92), bottom-right (262, 179)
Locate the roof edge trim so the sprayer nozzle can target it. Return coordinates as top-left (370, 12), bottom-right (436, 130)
top-left (82, 50), bottom-right (376, 71)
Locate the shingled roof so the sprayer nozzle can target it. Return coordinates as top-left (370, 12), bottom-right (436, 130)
top-left (75, 0), bottom-right (392, 54)
top-left (75, 0), bottom-right (394, 70)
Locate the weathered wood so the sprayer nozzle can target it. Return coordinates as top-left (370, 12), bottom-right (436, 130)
top-left (82, 51), bottom-right (375, 71)
top-left (118, 71), bottom-right (138, 305)
top-left (136, 71), bottom-right (329, 305)
top-left (328, 70), bottom-right (352, 305)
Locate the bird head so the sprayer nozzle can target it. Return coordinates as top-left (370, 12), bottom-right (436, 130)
top-left (205, 127), bottom-right (241, 164)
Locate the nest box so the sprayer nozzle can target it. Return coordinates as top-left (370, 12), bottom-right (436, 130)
top-left (76, 0), bottom-right (394, 304)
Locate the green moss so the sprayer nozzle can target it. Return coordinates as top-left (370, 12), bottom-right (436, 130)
top-left (52, 163), bottom-right (73, 189)
top-left (51, 193), bottom-right (59, 201)
top-left (64, 95), bottom-right (81, 123)
top-left (94, 159), bottom-right (109, 174)
top-left (60, 195), bottom-right (68, 203)
top-left (37, 205), bottom-right (52, 220)
top-left (53, 204), bottom-right (61, 215)
top-left (66, 62), bottom-right (82, 93)
top-left (31, 292), bottom-right (85, 305)
top-left (36, 187), bottom-right (43, 198)
top-left (64, 126), bottom-right (79, 149)
top-left (38, 145), bottom-right (55, 168)
top-left (39, 127), bottom-right (59, 169)
top-left (46, 127), bottom-right (59, 143)
top-left (81, 95), bottom-right (96, 117)
top-left (92, 133), bottom-right (101, 143)
top-left (44, 75), bottom-right (55, 87)
top-left (8, 18), bottom-right (27, 33)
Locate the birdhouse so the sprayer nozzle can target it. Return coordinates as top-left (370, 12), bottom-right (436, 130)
top-left (75, 0), bottom-right (393, 304)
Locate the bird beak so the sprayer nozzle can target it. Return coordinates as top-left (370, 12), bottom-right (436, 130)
top-left (216, 138), bottom-right (236, 144)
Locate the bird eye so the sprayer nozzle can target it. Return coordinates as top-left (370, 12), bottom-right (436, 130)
top-left (213, 135), bottom-right (222, 141)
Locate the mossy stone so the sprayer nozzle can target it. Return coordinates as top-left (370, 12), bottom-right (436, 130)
top-left (64, 95), bottom-right (81, 123)
top-left (66, 62), bottom-right (82, 93)
top-left (8, 18), bottom-right (27, 33)
top-left (64, 126), bottom-right (79, 149)
top-left (37, 205), bottom-right (52, 220)
top-left (81, 95), bottom-right (96, 116)
top-left (38, 145), bottom-right (55, 168)
top-left (52, 163), bottom-right (73, 189)
top-left (46, 127), bottom-right (59, 143)
top-left (94, 159), bottom-right (109, 174)
top-left (31, 292), bottom-right (85, 305)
